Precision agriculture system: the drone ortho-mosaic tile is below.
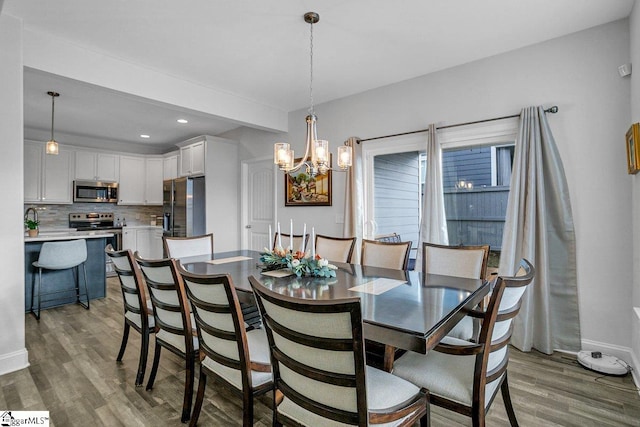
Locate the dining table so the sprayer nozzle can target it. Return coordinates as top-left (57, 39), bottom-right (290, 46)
top-left (180, 249), bottom-right (491, 371)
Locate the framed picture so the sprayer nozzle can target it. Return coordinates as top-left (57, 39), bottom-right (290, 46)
top-left (285, 156), bottom-right (332, 206)
top-left (626, 123), bottom-right (640, 174)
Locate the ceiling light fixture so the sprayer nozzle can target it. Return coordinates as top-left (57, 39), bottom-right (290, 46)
top-left (45, 91), bottom-right (60, 155)
top-left (177, 119), bottom-right (188, 124)
top-left (274, 12), bottom-right (352, 176)
top-left (140, 134), bottom-right (150, 139)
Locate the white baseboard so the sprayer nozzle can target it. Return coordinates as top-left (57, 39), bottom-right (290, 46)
top-left (580, 338), bottom-right (638, 392)
top-left (0, 348), bottom-right (29, 377)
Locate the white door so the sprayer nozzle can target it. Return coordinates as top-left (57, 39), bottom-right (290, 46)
top-left (241, 157), bottom-right (276, 251)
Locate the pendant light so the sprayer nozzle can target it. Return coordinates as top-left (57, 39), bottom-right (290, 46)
top-left (274, 12), bottom-right (352, 176)
top-left (45, 91), bottom-right (60, 155)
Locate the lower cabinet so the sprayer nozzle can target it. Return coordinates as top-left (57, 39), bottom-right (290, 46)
top-left (122, 227), bottom-right (163, 259)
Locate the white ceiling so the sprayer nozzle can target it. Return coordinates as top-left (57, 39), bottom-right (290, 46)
top-left (3, 0), bottom-right (635, 152)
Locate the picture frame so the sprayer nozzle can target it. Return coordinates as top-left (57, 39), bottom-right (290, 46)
top-left (626, 123), bottom-right (640, 174)
top-left (285, 156), bottom-right (332, 206)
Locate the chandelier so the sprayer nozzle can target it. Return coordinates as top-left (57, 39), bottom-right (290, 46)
top-left (274, 12), bottom-right (352, 176)
top-left (45, 91), bottom-right (60, 155)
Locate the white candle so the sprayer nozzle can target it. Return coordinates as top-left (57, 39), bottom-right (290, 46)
top-left (290, 219), bottom-right (293, 252)
top-left (277, 222), bottom-right (282, 248)
top-left (311, 227), bottom-right (315, 258)
top-left (301, 223), bottom-right (307, 252)
top-left (269, 224), bottom-right (273, 251)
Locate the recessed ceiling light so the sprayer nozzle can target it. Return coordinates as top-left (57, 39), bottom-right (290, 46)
top-left (140, 134), bottom-right (150, 139)
top-left (177, 119), bottom-right (188, 124)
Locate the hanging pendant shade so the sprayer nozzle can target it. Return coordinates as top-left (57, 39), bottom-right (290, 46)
top-left (45, 91), bottom-right (60, 155)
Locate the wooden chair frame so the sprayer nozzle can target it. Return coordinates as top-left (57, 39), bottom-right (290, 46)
top-left (404, 259), bottom-right (535, 427)
top-left (177, 267), bottom-right (272, 427)
top-left (361, 239), bottom-right (412, 271)
top-left (106, 244), bottom-right (154, 386)
top-left (163, 233), bottom-right (214, 259)
top-left (249, 276), bottom-right (428, 427)
top-left (135, 254), bottom-right (198, 423)
top-left (314, 234), bottom-right (357, 263)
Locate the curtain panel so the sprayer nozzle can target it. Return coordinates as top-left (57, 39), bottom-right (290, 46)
top-left (499, 106), bottom-right (580, 354)
top-left (414, 124), bottom-right (449, 272)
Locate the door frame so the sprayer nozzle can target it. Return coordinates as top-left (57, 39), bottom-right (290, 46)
top-left (241, 156), bottom-right (278, 250)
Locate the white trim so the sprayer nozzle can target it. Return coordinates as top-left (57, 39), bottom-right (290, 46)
top-left (0, 348), bottom-right (29, 376)
top-left (361, 134), bottom-right (425, 239)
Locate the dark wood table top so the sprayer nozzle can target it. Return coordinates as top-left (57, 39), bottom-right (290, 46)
top-left (181, 250), bottom-right (490, 355)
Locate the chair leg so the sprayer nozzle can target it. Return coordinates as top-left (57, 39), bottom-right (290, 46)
top-left (135, 329), bottom-right (150, 387)
top-left (31, 268), bottom-right (42, 321)
top-left (117, 322), bottom-right (130, 361)
top-left (420, 395), bottom-right (430, 427)
top-left (189, 370), bottom-right (207, 427)
top-left (146, 342), bottom-right (162, 391)
top-left (76, 264), bottom-right (90, 310)
top-left (501, 373), bottom-right (519, 427)
top-left (181, 352), bottom-right (196, 423)
top-left (243, 388), bottom-right (254, 427)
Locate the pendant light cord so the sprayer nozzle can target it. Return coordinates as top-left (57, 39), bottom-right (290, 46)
top-left (50, 93), bottom-right (56, 141)
top-left (309, 18), bottom-right (314, 116)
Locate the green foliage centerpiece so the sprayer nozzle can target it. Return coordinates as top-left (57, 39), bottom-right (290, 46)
top-left (260, 246), bottom-right (337, 278)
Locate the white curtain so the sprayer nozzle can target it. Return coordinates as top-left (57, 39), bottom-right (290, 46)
top-left (343, 136), bottom-right (364, 263)
top-left (414, 124), bottom-right (449, 272)
top-left (499, 106), bottom-right (580, 354)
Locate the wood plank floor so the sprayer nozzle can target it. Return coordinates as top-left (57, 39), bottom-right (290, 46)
top-left (1, 277), bottom-right (639, 426)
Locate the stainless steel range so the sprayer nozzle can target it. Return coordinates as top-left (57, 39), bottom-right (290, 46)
top-left (69, 212), bottom-right (123, 276)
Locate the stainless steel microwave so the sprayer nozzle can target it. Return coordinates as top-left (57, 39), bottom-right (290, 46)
top-left (73, 180), bottom-right (118, 203)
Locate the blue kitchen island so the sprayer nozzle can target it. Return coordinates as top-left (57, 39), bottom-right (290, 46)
top-left (24, 231), bottom-right (112, 312)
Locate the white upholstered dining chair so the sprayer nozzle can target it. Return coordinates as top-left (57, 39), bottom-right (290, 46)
top-left (163, 233), bottom-right (214, 260)
top-left (249, 275), bottom-right (429, 427)
top-left (314, 234), bottom-right (357, 263)
top-left (361, 239), bottom-right (411, 270)
top-left (392, 259), bottom-right (535, 427)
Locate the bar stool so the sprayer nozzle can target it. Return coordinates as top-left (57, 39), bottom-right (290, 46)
top-left (30, 239), bottom-right (90, 320)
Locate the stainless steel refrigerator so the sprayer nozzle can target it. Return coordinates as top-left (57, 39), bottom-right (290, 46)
top-left (162, 177), bottom-right (206, 237)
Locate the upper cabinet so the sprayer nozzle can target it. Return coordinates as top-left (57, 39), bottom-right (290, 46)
top-left (163, 151), bottom-right (179, 180)
top-left (75, 151), bottom-right (119, 182)
top-left (118, 155), bottom-right (163, 205)
top-left (24, 141), bottom-right (74, 204)
top-left (179, 138), bottom-right (206, 177)
top-left (118, 155), bottom-right (145, 205)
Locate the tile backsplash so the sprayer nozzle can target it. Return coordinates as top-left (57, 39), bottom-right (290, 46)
top-left (24, 203), bottom-right (163, 229)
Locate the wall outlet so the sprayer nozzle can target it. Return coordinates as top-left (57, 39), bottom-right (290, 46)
top-left (335, 214), bottom-right (344, 224)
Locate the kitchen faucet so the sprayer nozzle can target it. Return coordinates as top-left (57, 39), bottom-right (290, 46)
top-left (25, 206), bottom-right (38, 224)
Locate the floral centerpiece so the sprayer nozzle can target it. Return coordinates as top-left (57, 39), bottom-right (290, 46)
top-left (260, 247), bottom-right (337, 278)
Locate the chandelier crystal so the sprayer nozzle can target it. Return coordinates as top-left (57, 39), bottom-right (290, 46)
top-left (274, 12), bottom-right (352, 176)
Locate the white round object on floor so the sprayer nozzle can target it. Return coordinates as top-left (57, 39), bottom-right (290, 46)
top-left (577, 350), bottom-right (629, 376)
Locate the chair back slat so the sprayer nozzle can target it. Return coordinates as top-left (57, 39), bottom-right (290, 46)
top-left (314, 234), bottom-right (357, 263)
top-left (106, 245), bottom-right (148, 321)
top-left (273, 233), bottom-right (310, 252)
top-left (250, 275), bottom-right (368, 425)
top-left (135, 254), bottom-right (195, 354)
top-left (163, 234), bottom-right (214, 259)
top-left (179, 271), bottom-right (248, 373)
top-left (473, 259), bottom-right (535, 408)
top-left (422, 243), bottom-right (489, 279)
top-left (361, 239), bottom-right (411, 270)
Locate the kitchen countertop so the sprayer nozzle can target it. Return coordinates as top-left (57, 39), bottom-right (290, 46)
top-left (24, 229), bottom-right (115, 242)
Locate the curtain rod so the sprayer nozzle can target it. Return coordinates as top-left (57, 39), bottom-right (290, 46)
top-left (358, 106), bottom-right (559, 143)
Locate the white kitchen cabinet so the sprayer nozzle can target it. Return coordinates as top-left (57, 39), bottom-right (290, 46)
top-left (23, 141), bottom-right (74, 204)
top-left (179, 139), bottom-right (206, 177)
top-left (122, 226), bottom-right (163, 259)
top-left (144, 158), bottom-right (163, 205)
top-left (24, 142), bottom-right (42, 202)
top-left (118, 156), bottom-right (145, 205)
top-left (163, 152), bottom-right (178, 180)
top-left (75, 151), bottom-right (119, 181)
